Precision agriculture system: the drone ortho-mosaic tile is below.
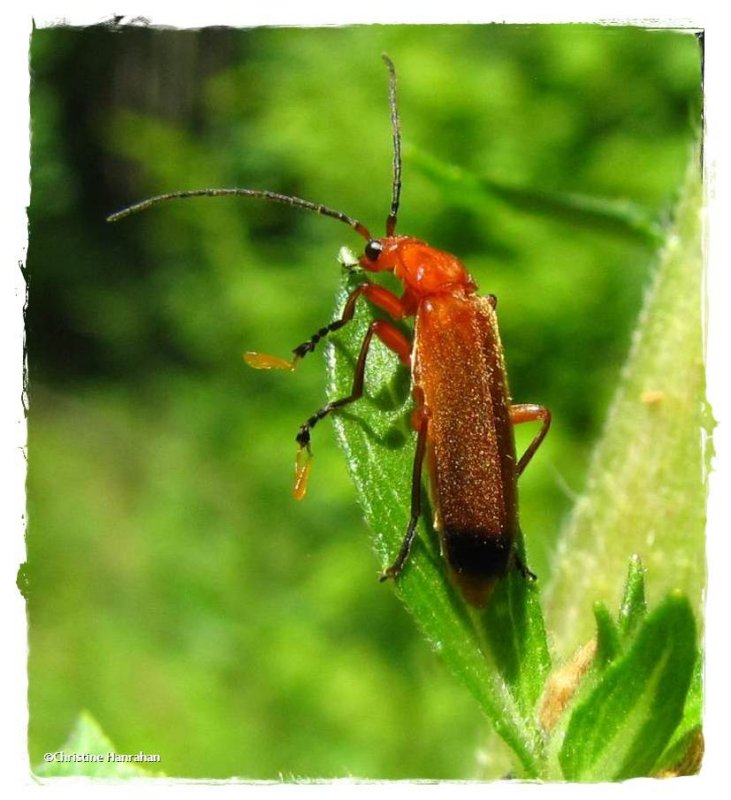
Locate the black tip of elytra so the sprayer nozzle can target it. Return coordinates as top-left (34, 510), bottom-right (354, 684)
top-left (442, 528), bottom-right (512, 581)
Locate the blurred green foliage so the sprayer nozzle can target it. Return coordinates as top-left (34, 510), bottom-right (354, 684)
top-left (26, 24), bottom-right (701, 779)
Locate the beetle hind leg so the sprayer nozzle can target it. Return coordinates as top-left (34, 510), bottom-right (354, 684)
top-left (510, 403), bottom-right (551, 477)
top-left (514, 552), bottom-right (537, 582)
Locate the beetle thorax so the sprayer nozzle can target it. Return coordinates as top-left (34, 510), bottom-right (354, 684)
top-left (383, 237), bottom-right (476, 298)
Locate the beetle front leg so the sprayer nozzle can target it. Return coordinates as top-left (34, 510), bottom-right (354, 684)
top-left (244, 283), bottom-right (372, 371)
top-left (245, 280), bottom-right (410, 371)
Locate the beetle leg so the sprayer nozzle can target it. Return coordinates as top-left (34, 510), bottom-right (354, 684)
top-left (514, 553), bottom-right (537, 582)
top-left (245, 282), bottom-right (409, 371)
top-left (380, 412), bottom-right (429, 582)
top-left (293, 320), bottom-right (411, 499)
top-left (507, 403), bottom-right (550, 583)
top-left (245, 284), bottom-right (366, 371)
top-left (510, 403), bottom-right (551, 477)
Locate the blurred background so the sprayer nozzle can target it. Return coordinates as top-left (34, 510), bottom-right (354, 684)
top-left (26, 24), bottom-right (701, 778)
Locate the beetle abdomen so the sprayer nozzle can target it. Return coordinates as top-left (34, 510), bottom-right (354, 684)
top-left (442, 526), bottom-right (512, 578)
top-left (442, 527), bottom-right (512, 606)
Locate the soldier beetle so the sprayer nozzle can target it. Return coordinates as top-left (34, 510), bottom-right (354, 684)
top-left (108, 55), bottom-right (551, 607)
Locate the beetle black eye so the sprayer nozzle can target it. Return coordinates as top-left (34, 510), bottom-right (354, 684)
top-left (364, 239), bottom-right (384, 262)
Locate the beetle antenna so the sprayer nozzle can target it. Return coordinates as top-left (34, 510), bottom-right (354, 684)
top-left (107, 187), bottom-right (372, 241)
top-left (382, 54), bottom-right (401, 237)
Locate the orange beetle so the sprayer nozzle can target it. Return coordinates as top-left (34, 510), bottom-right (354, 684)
top-left (109, 56), bottom-right (550, 607)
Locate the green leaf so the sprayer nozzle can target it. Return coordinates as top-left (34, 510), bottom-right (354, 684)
top-left (33, 711), bottom-right (161, 778)
top-left (481, 568), bottom-right (552, 717)
top-left (408, 146), bottom-right (663, 246)
top-left (325, 272), bottom-right (548, 777)
top-left (591, 557), bottom-right (648, 674)
top-left (544, 154), bottom-right (708, 657)
top-left (593, 601), bottom-right (620, 668)
top-left (653, 651), bottom-right (704, 775)
top-left (617, 554), bottom-right (647, 641)
top-left (559, 592), bottom-right (696, 781)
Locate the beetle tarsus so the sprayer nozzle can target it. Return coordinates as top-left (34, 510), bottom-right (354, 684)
top-left (515, 554), bottom-right (537, 582)
top-left (296, 426), bottom-right (311, 448)
top-left (380, 516), bottom-right (419, 582)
